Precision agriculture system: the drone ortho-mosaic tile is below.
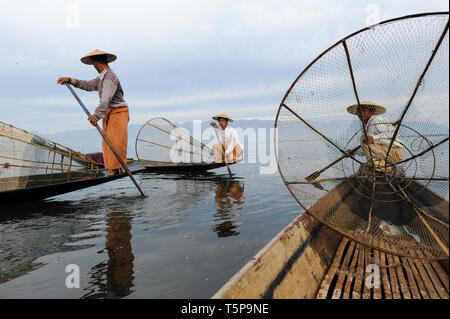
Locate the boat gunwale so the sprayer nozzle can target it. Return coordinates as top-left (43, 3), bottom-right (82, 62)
top-left (0, 162), bottom-right (147, 205)
top-left (212, 210), bottom-right (318, 299)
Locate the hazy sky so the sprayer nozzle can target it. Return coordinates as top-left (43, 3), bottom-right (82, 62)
top-left (0, 0), bottom-right (448, 134)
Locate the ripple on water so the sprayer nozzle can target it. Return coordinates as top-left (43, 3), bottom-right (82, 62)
top-left (0, 164), bottom-right (303, 298)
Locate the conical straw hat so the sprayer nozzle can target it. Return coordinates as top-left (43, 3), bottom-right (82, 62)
top-left (80, 49), bottom-right (117, 65)
top-left (212, 114), bottom-right (233, 122)
top-left (347, 101), bottom-right (386, 115)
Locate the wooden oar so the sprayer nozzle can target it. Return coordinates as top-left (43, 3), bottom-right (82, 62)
top-left (213, 125), bottom-right (232, 177)
top-left (65, 83), bottom-right (145, 197)
top-left (306, 145), bottom-right (361, 181)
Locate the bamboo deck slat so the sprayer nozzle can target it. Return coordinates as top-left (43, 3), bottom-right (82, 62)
top-left (332, 241), bottom-right (356, 299)
top-left (392, 253), bottom-right (411, 299)
top-left (407, 255), bottom-right (431, 299)
top-left (415, 250), bottom-right (449, 299)
top-left (378, 249), bottom-right (393, 299)
top-left (317, 238), bottom-right (449, 299)
top-left (362, 247), bottom-right (372, 299)
top-left (352, 242), bottom-right (366, 299)
top-left (401, 255), bottom-right (421, 299)
top-left (430, 260), bottom-right (449, 292)
top-left (384, 243), bottom-right (402, 299)
top-left (342, 243), bottom-right (360, 299)
top-left (316, 238), bottom-right (349, 299)
top-left (410, 256), bottom-right (441, 299)
top-left (372, 249), bottom-right (382, 299)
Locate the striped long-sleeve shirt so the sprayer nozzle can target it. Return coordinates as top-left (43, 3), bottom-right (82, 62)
top-left (70, 68), bottom-right (128, 121)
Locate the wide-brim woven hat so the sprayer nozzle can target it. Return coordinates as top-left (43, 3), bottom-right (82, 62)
top-left (212, 114), bottom-right (233, 122)
top-left (80, 49), bottom-right (117, 65)
top-left (347, 101), bottom-right (386, 115)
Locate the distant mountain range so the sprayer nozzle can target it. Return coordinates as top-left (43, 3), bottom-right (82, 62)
top-left (38, 118), bottom-right (448, 158)
top-left (40, 119), bottom-right (276, 156)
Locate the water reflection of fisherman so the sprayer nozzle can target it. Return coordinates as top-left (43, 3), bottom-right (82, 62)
top-left (213, 181), bottom-right (244, 237)
top-left (210, 114), bottom-right (243, 163)
top-left (83, 211), bottom-right (135, 298)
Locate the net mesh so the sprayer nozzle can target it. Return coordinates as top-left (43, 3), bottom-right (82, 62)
top-left (0, 121), bottom-right (99, 192)
top-left (275, 13), bottom-right (449, 260)
top-left (135, 117), bottom-right (216, 166)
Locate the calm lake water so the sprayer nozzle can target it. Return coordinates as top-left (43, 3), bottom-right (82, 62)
top-left (0, 163), bottom-right (305, 299)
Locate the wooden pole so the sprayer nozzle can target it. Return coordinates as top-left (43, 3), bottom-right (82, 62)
top-left (213, 125), bottom-right (232, 177)
top-left (65, 84), bottom-right (145, 197)
top-left (306, 145), bottom-right (361, 180)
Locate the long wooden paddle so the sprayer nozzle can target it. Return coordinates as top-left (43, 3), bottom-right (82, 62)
top-left (65, 83), bottom-right (145, 197)
top-left (306, 145), bottom-right (361, 181)
top-left (213, 125), bottom-right (232, 177)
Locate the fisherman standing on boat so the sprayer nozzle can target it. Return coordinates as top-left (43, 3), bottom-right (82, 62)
top-left (57, 49), bottom-right (129, 176)
top-left (347, 102), bottom-right (404, 174)
top-left (210, 114), bottom-right (243, 163)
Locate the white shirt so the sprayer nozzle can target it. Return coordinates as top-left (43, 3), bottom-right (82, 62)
top-left (357, 115), bottom-right (402, 155)
top-left (217, 126), bottom-right (243, 156)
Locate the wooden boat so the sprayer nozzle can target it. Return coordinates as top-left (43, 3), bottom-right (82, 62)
top-left (139, 160), bottom-right (231, 173)
top-left (0, 121), bottom-right (149, 205)
top-left (136, 117), bottom-right (237, 173)
top-left (0, 162), bottom-right (146, 205)
top-left (212, 179), bottom-right (449, 299)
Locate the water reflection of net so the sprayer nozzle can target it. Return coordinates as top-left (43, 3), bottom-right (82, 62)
top-left (135, 117), bottom-right (216, 166)
top-left (0, 122), bottom-right (99, 192)
top-left (275, 13), bottom-right (449, 260)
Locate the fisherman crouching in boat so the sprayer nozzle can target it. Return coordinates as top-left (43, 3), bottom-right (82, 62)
top-left (210, 114), bottom-right (243, 163)
top-left (57, 49), bottom-right (129, 176)
top-left (347, 102), bottom-right (404, 174)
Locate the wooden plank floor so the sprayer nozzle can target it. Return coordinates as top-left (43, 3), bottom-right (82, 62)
top-left (316, 238), bottom-right (449, 299)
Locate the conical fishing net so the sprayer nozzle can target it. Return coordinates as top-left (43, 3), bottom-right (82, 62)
top-left (0, 122), bottom-right (100, 192)
top-left (135, 117), bottom-right (216, 167)
top-left (275, 13), bottom-right (449, 260)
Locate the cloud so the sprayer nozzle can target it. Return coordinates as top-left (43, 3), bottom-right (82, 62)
top-left (131, 103), bottom-right (276, 124)
top-left (131, 81), bottom-right (288, 107)
top-left (0, 0), bottom-right (448, 134)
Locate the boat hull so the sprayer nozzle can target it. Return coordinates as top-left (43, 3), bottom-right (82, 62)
top-left (0, 162), bottom-right (146, 205)
top-left (140, 160), bottom-right (232, 173)
top-left (213, 212), bottom-right (341, 299)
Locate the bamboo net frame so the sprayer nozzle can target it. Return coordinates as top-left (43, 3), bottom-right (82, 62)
top-left (135, 117), bottom-right (217, 166)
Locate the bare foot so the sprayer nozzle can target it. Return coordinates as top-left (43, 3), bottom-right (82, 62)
top-left (107, 169), bottom-right (120, 176)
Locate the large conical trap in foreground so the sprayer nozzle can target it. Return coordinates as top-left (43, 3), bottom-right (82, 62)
top-left (275, 12), bottom-right (449, 260)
